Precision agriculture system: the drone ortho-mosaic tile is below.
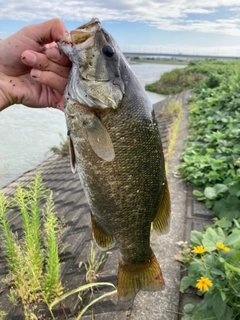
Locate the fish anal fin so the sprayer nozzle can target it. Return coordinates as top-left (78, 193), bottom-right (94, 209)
top-left (152, 177), bottom-right (171, 234)
top-left (90, 212), bottom-right (115, 250)
top-left (68, 136), bottom-right (76, 174)
top-left (117, 252), bottom-right (165, 301)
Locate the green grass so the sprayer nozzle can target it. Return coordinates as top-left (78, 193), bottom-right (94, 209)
top-left (145, 59), bottom-right (240, 95)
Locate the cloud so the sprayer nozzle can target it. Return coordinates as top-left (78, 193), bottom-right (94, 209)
top-left (1, 0), bottom-right (240, 37)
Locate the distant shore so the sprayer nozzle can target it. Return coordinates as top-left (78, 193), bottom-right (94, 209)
top-left (130, 58), bottom-right (187, 65)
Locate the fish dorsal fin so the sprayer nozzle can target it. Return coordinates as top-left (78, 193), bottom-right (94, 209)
top-left (84, 113), bottom-right (115, 161)
top-left (68, 136), bottom-right (76, 174)
top-left (152, 176), bottom-right (171, 234)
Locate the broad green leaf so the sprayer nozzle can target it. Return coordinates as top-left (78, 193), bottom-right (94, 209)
top-left (204, 187), bottom-right (217, 200)
top-left (217, 217), bottom-right (232, 229)
top-left (184, 303), bottom-right (195, 314)
top-left (224, 232), bottom-right (240, 249)
top-left (188, 261), bottom-right (205, 277)
top-left (180, 276), bottom-right (196, 293)
top-left (202, 227), bottom-right (225, 251)
top-left (192, 308), bottom-right (216, 320)
top-left (210, 268), bottom-right (225, 277)
top-left (229, 252), bottom-right (240, 268)
top-left (190, 231), bottom-right (203, 246)
top-left (213, 184), bottom-right (228, 194)
top-left (220, 306), bottom-right (233, 320)
top-left (229, 181), bottom-right (240, 196)
top-left (213, 291), bottom-right (226, 318)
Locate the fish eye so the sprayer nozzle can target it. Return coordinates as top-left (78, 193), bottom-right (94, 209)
top-left (102, 45), bottom-right (115, 58)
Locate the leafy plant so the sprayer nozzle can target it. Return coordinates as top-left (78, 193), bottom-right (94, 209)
top-left (80, 240), bottom-right (106, 284)
top-left (178, 72), bottom-right (240, 221)
top-left (0, 173), bottom-right (63, 319)
top-left (49, 133), bottom-right (69, 157)
top-left (178, 225), bottom-right (240, 320)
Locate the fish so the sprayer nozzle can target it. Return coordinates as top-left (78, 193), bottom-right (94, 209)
top-left (57, 18), bottom-right (170, 301)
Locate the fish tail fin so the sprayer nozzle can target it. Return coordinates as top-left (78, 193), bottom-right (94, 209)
top-left (117, 252), bottom-right (165, 301)
top-left (90, 212), bottom-right (115, 250)
top-left (153, 177), bottom-right (171, 234)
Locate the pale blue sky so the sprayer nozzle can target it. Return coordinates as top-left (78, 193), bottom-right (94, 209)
top-left (1, 0), bottom-right (240, 56)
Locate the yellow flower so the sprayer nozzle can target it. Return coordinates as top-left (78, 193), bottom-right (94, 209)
top-left (193, 245), bottom-right (207, 254)
top-left (216, 242), bottom-right (231, 252)
top-left (196, 277), bottom-right (213, 291)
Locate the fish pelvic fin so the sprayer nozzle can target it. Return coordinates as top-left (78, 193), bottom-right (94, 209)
top-left (117, 252), bottom-right (165, 301)
top-left (152, 177), bottom-right (171, 234)
top-left (90, 212), bottom-right (115, 250)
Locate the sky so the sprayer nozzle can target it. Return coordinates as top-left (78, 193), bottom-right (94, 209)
top-left (1, 0), bottom-right (240, 56)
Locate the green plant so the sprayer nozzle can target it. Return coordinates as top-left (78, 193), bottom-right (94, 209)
top-left (179, 72), bottom-right (240, 216)
top-left (81, 240), bottom-right (106, 284)
top-left (0, 173), bottom-right (63, 319)
top-left (50, 282), bottom-right (117, 320)
top-left (0, 311), bottom-right (6, 320)
top-left (49, 133), bottom-right (69, 157)
top-left (177, 69), bottom-right (240, 320)
top-left (145, 59), bottom-right (240, 95)
top-left (177, 225), bottom-right (240, 320)
top-left (164, 100), bottom-right (183, 172)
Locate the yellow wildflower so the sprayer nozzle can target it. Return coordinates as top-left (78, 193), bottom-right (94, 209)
top-left (216, 242), bottom-right (231, 252)
top-left (196, 277), bottom-right (213, 291)
top-left (193, 245), bottom-right (207, 254)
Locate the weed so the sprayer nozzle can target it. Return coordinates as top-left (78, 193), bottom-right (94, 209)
top-left (49, 133), bottom-right (69, 157)
top-left (164, 100), bottom-right (183, 172)
top-left (0, 173), bottom-right (63, 319)
top-left (81, 240), bottom-right (106, 284)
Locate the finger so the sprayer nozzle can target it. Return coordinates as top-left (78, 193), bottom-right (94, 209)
top-left (24, 19), bottom-right (69, 45)
top-left (44, 46), bottom-right (71, 67)
top-left (30, 69), bottom-right (67, 94)
top-left (21, 50), bottom-right (70, 78)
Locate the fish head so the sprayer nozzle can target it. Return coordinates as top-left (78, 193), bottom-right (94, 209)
top-left (58, 18), bottom-right (125, 111)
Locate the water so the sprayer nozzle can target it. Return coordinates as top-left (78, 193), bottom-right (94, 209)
top-left (0, 63), bottom-right (185, 188)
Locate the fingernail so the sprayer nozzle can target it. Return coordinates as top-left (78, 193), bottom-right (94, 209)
top-left (22, 51), bottom-right (37, 65)
top-left (46, 47), bottom-right (61, 60)
top-left (31, 69), bottom-right (41, 78)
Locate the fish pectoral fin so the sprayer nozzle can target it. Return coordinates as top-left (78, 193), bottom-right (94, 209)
top-left (69, 136), bottom-right (76, 174)
top-left (152, 177), bottom-right (171, 234)
top-left (117, 252), bottom-right (165, 301)
top-left (90, 212), bottom-right (115, 250)
top-left (84, 114), bottom-right (115, 162)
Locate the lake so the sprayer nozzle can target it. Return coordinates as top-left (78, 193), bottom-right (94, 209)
top-left (0, 63), bottom-right (185, 188)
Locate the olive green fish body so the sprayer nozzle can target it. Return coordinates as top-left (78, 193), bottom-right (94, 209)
top-left (58, 18), bottom-right (170, 301)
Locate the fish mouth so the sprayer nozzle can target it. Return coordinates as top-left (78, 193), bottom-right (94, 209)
top-left (59, 18), bottom-right (101, 47)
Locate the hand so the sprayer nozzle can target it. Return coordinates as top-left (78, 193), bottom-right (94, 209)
top-left (0, 19), bottom-right (71, 112)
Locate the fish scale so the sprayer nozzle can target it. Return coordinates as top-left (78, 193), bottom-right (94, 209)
top-left (58, 18), bottom-right (170, 301)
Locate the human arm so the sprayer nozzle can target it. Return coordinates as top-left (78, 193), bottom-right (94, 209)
top-left (0, 19), bottom-right (71, 112)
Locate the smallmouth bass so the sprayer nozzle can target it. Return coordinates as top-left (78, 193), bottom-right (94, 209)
top-left (57, 18), bottom-right (170, 301)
